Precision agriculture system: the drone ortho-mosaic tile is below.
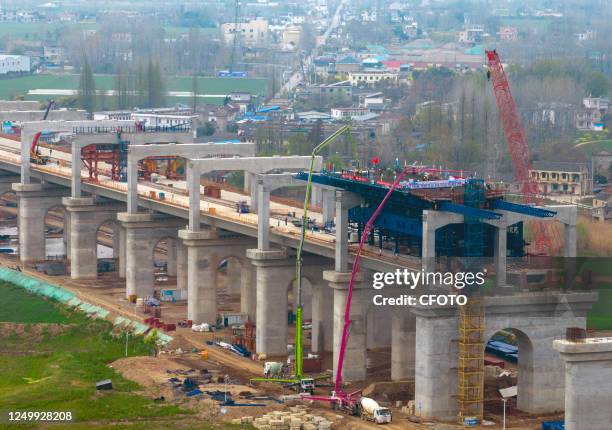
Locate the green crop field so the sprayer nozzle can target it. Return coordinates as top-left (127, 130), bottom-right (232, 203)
top-left (0, 281), bottom-right (238, 429)
top-left (0, 73), bottom-right (269, 107)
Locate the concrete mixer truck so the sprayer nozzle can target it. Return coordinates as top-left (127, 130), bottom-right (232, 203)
top-left (359, 397), bottom-right (392, 424)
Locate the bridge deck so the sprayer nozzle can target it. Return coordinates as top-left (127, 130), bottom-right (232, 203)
top-left (0, 136), bottom-right (421, 272)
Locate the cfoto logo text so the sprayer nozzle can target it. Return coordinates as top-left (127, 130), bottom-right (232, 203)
top-left (373, 294), bottom-right (468, 307)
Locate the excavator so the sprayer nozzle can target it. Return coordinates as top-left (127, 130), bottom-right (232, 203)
top-left (29, 100), bottom-right (54, 165)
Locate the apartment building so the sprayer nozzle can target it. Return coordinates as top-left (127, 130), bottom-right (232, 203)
top-left (221, 18), bottom-right (269, 46)
top-left (529, 161), bottom-right (591, 196)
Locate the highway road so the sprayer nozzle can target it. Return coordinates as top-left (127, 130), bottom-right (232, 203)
top-left (276, 0), bottom-right (348, 98)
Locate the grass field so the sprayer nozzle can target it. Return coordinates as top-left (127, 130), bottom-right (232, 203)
top-left (0, 74), bottom-right (269, 107)
top-left (0, 281), bottom-right (223, 429)
top-left (0, 282), bottom-right (70, 323)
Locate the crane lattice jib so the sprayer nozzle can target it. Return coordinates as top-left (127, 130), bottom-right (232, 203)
top-left (485, 50), bottom-right (551, 253)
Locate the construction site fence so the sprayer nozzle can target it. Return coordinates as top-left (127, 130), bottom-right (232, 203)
top-left (0, 266), bottom-right (172, 344)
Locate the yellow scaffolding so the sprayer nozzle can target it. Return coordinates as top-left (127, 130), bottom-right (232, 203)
top-left (457, 297), bottom-right (485, 424)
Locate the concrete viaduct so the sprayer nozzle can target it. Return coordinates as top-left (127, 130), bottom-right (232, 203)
top-left (0, 118), bottom-right (600, 422)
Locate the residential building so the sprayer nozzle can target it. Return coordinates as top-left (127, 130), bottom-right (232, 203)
top-left (335, 56), bottom-right (360, 74)
top-left (592, 185), bottom-right (612, 222)
top-left (221, 18), bottom-right (269, 46)
top-left (576, 97), bottom-right (609, 131)
top-left (0, 55), bottom-right (30, 74)
top-left (43, 46), bottom-right (63, 65)
top-left (593, 150), bottom-right (612, 179)
top-left (331, 107), bottom-right (370, 120)
top-left (458, 24), bottom-right (485, 44)
top-left (313, 56), bottom-right (336, 75)
top-left (498, 26), bottom-right (518, 41)
top-left (361, 10), bottom-right (377, 22)
top-left (281, 26), bottom-right (302, 47)
top-left (577, 30), bottom-right (595, 41)
top-left (348, 70), bottom-right (398, 86)
top-left (198, 104), bottom-right (240, 131)
top-left (359, 92), bottom-right (385, 111)
top-left (529, 161), bottom-right (591, 196)
top-left (296, 111), bottom-right (332, 122)
top-left (310, 82), bottom-right (352, 98)
top-left (131, 113), bottom-right (197, 129)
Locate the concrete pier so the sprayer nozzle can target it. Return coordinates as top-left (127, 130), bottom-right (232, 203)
top-left (180, 228), bottom-right (220, 325)
top-left (118, 212), bottom-right (182, 298)
top-left (240, 263), bottom-right (256, 321)
top-left (13, 183), bottom-right (69, 263)
top-left (63, 197), bottom-right (124, 279)
top-left (247, 248), bottom-right (294, 357)
top-left (176, 240), bottom-right (187, 293)
top-left (554, 338), bottom-right (612, 430)
top-left (391, 311), bottom-right (416, 381)
top-left (311, 281), bottom-right (334, 353)
top-left (166, 237), bottom-right (178, 277)
top-left (118, 225), bottom-right (126, 278)
top-left (413, 292), bottom-right (597, 420)
top-left (334, 191), bottom-right (362, 272)
top-left (325, 270), bottom-right (367, 382)
top-left (180, 229), bottom-right (254, 324)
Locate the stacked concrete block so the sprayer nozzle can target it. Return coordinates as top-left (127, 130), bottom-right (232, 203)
top-left (246, 409), bottom-right (333, 430)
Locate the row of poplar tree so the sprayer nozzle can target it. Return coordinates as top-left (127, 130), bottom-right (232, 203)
top-left (78, 59), bottom-right (165, 113)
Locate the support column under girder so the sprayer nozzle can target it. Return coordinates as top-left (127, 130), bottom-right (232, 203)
top-left (181, 230), bottom-right (219, 325)
top-left (240, 262), bottom-right (256, 321)
top-left (311, 282), bottom-right (333, 353)
top-left (181, 229), bottom-right (255, 325)
top-left (13, 183), bottom-right (68, 263)
top-left (63, 197), bottom-right (124, 279)
top-left (391, 311), bottom-right (416, 381)
top-left (325, 270), bottom-right (367, 382)
top-left (176, 240), bottom-right (187, 294)
top-left (118, 212), bottom-right (182, 299)
top-left (247, 248), bottom-right (294, 357)
top-left (554, 339), bottom-right (612, 430)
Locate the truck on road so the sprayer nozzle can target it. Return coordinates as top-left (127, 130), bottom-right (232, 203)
top-left (359, 397), bottom-right (392, 424)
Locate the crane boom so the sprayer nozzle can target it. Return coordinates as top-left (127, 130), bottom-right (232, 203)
top-left (485, 50), bottom-right (552, 253)
top-left (29, 99), bottom-right (54, 164)
top-left (334, 168), bottom-right (408, 393)
top-left (294, 124), bottom-right (351, 379)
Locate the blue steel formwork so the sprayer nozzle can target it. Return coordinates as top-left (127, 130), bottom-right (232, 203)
top-left (299, 172), bottom-right (551, 258)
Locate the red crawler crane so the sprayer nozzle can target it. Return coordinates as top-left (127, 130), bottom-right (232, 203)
top-left (485, 50), bottom-right (557, 254)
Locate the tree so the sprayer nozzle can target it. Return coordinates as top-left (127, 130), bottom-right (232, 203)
top-left (191, 73), bottom-right (198, 112)
top-left (78, 60), bottom-right (97, 113)
top-left (146, 60), bottom-right (165, 108)
top-left (197, 122), bottom-right (216, 137)
top-left (144, 329), bottom-right (161, 357)
top-left (587, 72), bottom-right (610, 97)
top-left (287, 133), bottom-right (310, 155)
top-left (114, 66), bottom-right (130, 109)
